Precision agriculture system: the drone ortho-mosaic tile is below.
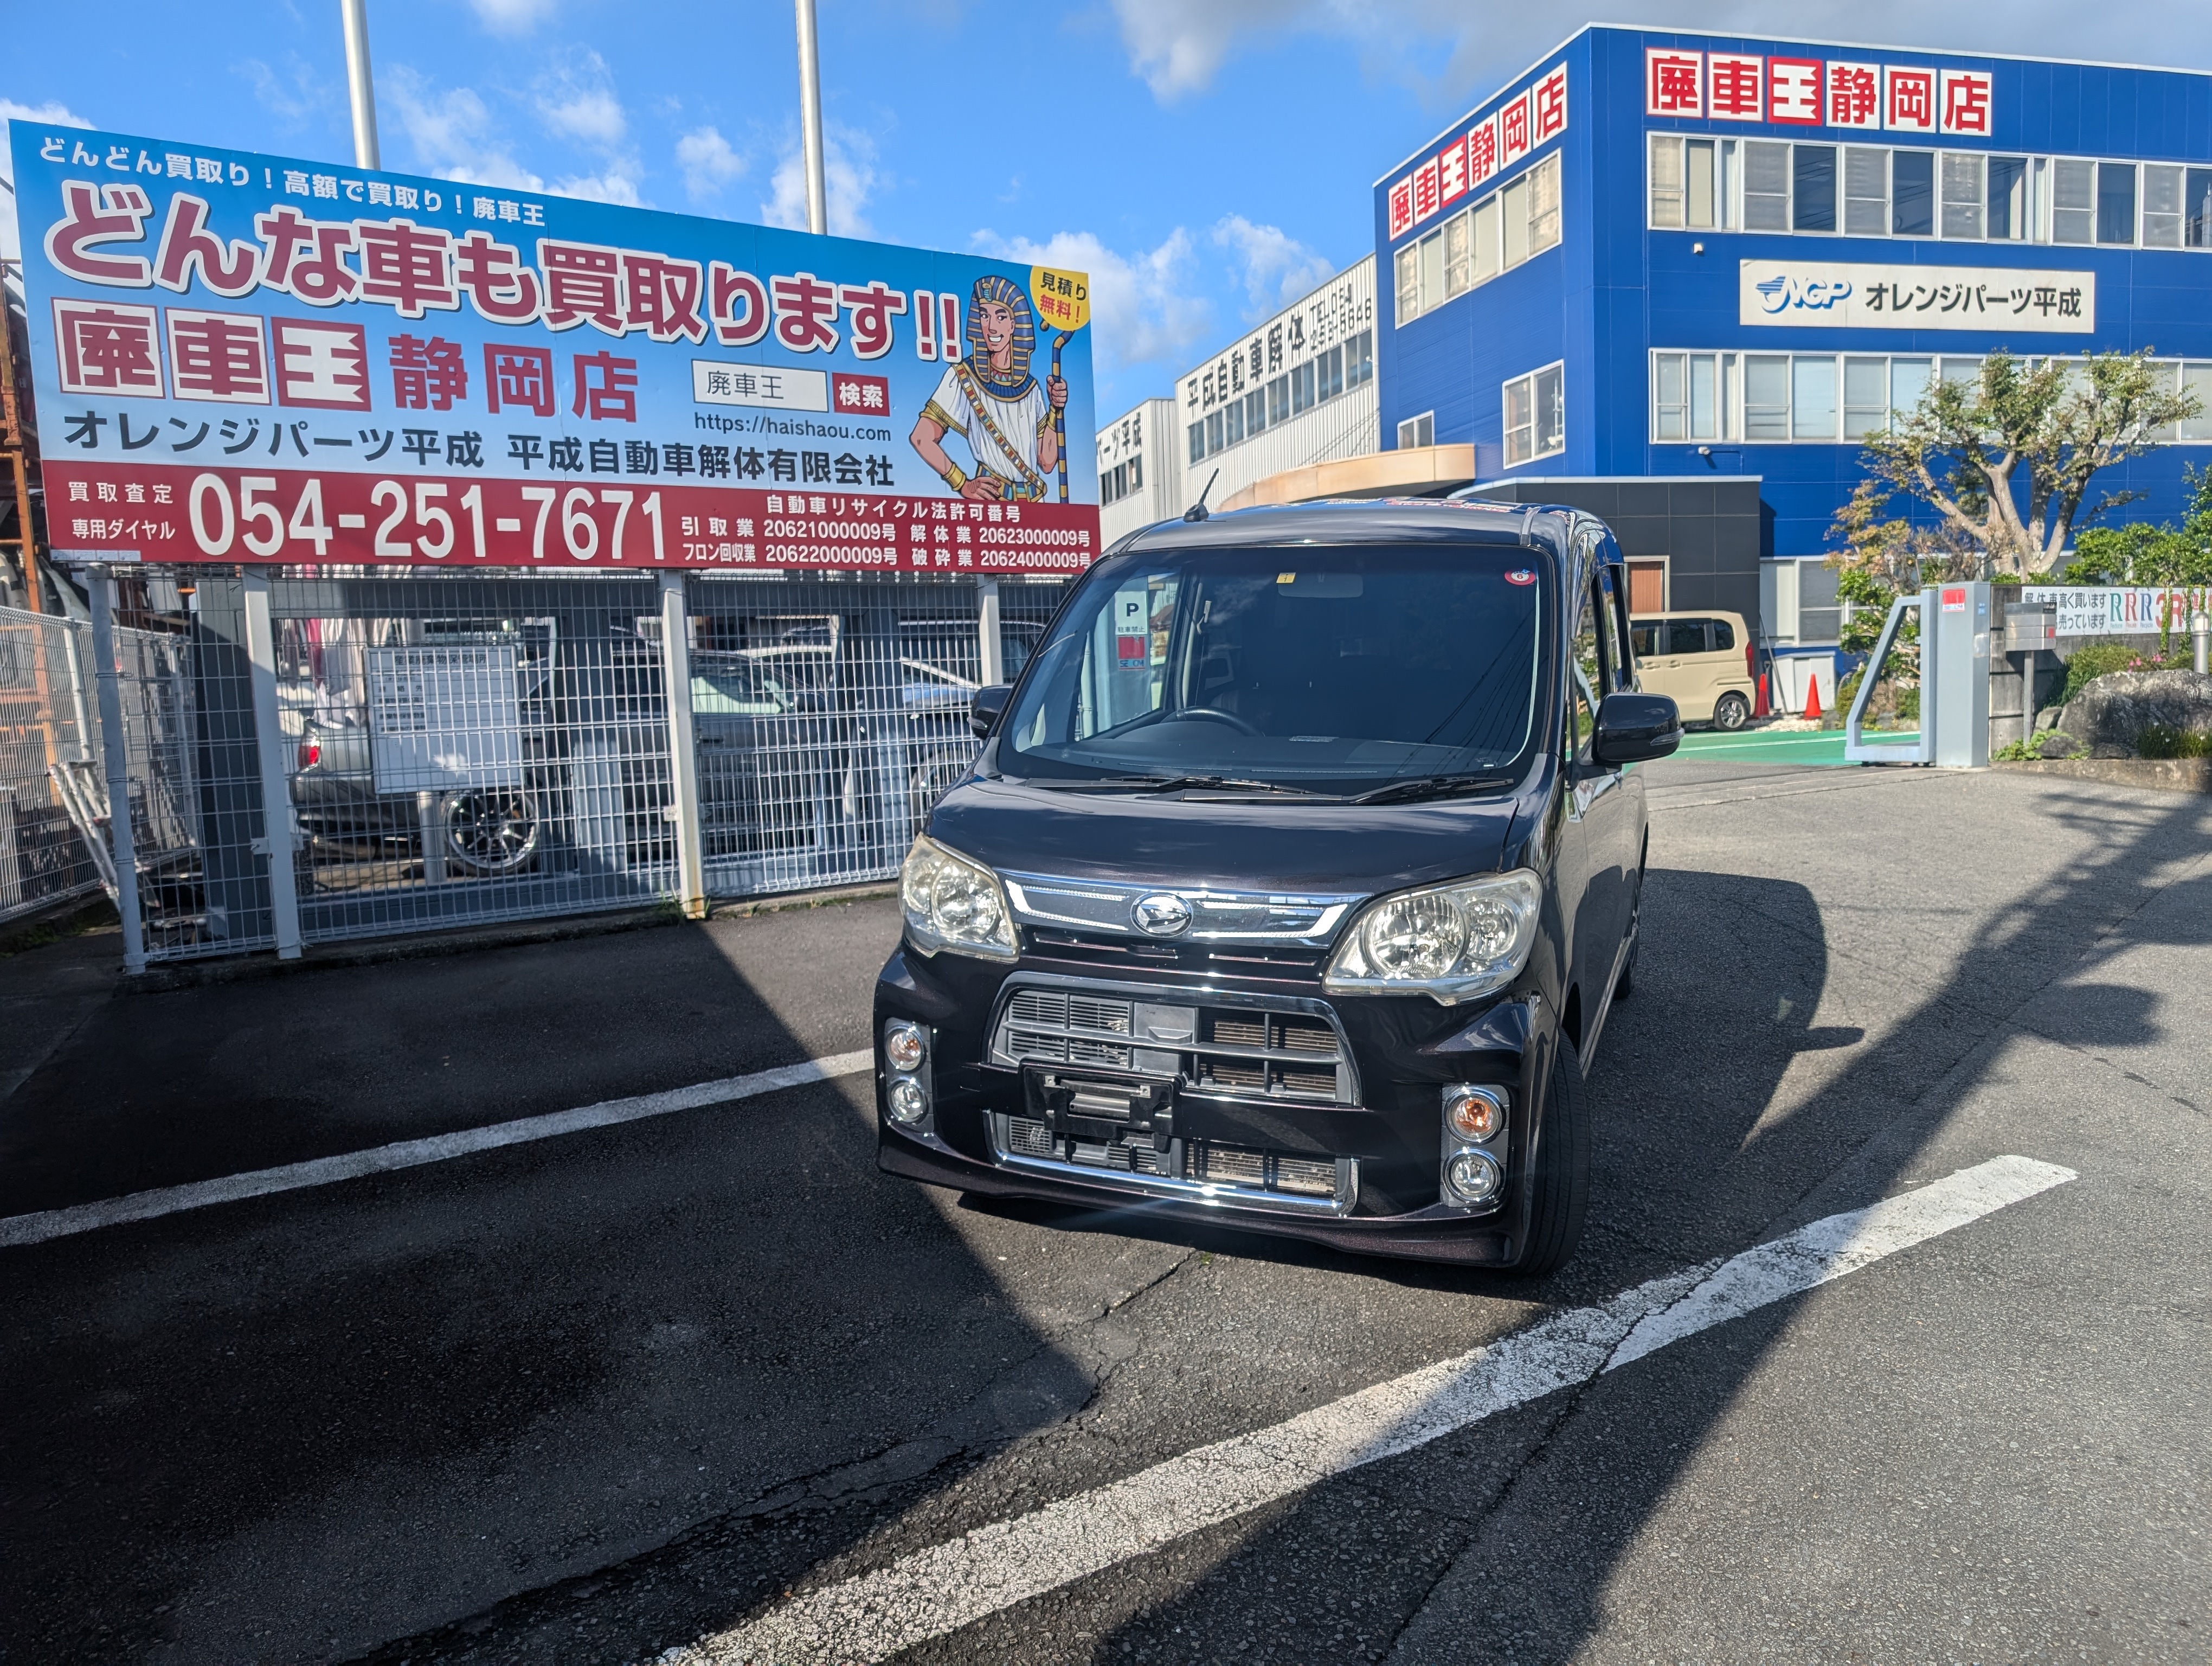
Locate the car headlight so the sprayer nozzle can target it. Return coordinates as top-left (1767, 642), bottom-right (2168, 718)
top-left (900, 834), bottom-right (1017, 960)
top-left (1322, 870), bottom-right (1543, 1005)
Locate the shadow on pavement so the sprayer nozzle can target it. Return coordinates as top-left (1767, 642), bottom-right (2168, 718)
top-left (1068, 781), bottom-right (2207, 1666)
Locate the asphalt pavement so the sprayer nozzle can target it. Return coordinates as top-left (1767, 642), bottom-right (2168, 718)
top-left (0, 758), bottom-right (2204, 1665)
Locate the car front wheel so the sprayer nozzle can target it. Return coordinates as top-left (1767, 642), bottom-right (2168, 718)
top-left (1712, 691), bottom-right (1752, 731)
top-left (442, 789), bottom-right (541, 875)
top-left (1512, 1040), bottom-right (1592, 1278)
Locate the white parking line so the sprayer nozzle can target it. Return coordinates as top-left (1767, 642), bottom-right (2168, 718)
top-left (665, 1154), bottom-right (2075, 1666)
top-left (0, 1051), bottom-right (874, 1250)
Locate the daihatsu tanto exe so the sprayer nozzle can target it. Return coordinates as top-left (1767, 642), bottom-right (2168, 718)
top-left (872, 497), bottom-right (1680, 1275)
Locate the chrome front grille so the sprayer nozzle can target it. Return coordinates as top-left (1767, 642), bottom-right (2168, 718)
top-left (990, 979), bottom-right (1357, 1107)
top-left (1000, 1115), bottom-right (1353, 1214)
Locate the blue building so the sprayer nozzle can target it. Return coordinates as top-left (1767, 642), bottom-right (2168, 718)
top-left (1375, 26), bottom-right (2212, 635)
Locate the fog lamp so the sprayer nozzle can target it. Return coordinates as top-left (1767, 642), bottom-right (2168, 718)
top-left (1444, 1085), bottom-right (1506, 1144)
top-left (885, 1022), bottom-right (927, 1072)
top-left (886, 1075), bottom-right (928, 1125)
top-left (1444, 1149), bottom-right (1503, 1206)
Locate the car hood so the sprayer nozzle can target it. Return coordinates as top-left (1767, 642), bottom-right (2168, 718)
top-left (927, 776), bottom-right (1521, 898)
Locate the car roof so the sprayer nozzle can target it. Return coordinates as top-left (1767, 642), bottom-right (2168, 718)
top-left (1118, 496), bottom-right (1571, 554)
top-left (1631, 610), bottom-right (1749, 625)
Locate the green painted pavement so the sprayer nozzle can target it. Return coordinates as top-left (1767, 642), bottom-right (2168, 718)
top-left (1670, 728), bottom-right (1923, 766)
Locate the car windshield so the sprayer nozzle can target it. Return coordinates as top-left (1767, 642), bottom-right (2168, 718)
top-left (1000, 544), bottom-right (1545, 793)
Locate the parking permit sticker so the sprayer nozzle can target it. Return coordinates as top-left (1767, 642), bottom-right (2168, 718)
top-left (1506, 569), bottom-right (1536, 586)
top-left (1941, 587), bottom-right (1967, 611)
top-left (1115, 588), bottom-right (1148, 667)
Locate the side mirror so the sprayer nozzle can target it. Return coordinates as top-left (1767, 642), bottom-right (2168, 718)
top-left (969, 683), bottom-right (1012, 739)
top-left (1591, 691), bottom-right (1682, 766)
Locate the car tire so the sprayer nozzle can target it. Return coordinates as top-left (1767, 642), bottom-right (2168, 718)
top-left (1712, 691), bottom-right (1752, 731)
top-left (1512, 1039), bottom-right (1592, 1278)
top-left (442, 789), bottom-right (541, 875)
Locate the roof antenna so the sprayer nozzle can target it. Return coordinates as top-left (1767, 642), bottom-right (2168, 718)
top-left (1182, 469), bottom-right (1220, 523)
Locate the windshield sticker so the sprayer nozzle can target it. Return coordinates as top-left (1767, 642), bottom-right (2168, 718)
top-left (1506, 569), bottom-right (1536, 585)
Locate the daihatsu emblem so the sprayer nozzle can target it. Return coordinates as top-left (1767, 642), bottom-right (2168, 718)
top-left (1132, 893), bottom-right (1193, 937)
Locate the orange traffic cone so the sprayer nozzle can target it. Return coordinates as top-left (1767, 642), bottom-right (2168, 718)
top-left (1803, 673), bottom-right (1823, 721)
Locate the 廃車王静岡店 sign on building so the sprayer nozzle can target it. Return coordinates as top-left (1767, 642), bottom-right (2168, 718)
top-left (1375, 26), bottom-right (2212, 638)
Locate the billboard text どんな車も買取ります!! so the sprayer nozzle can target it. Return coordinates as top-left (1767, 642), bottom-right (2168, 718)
top-left (11, 121), bottom-right (1100, 571)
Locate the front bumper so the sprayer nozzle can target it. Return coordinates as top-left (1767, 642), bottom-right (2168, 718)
top-left (873, 943), bottom-right (1559, 1268)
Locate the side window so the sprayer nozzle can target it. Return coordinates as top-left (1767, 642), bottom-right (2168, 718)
top-left (1630, 622), bottom-right (1657, 659)
top-left (1666, 619), bottom-right (1709, 656)
top-left (1711, 617), bottom-right (1737, 651)
top-left (1567, 581), bottom-right (1600, 761)
top-left (1596, 567), bottom-right (1628, 691)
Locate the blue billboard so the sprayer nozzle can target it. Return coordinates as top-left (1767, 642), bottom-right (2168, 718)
top-left (9, 120), bottom-right (1100, 573)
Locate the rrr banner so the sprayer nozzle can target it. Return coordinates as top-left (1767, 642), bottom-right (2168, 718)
top-left (8, 120), bottom-right (1100, 572)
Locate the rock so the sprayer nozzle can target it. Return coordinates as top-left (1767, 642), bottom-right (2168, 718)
top-left (2035, 731), bottom-right (2082, 759)
top-left (2056, 669), bottom-right (2212, 758)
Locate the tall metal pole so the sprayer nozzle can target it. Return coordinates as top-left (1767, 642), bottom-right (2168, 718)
top-left (794, 0), bottom-right (828, 234)
top-left (340, 0), bottom-right (381, 170)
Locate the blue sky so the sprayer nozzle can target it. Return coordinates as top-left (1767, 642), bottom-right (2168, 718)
top-left (6, 1), bottom-right (2210, 416)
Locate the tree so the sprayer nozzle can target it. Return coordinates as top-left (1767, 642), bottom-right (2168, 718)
top-left (1833, 348), bottom-right (2200, 579)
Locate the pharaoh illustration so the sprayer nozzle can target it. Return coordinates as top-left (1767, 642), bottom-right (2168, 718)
top-left (910, 274), bottom-right (1069, 501)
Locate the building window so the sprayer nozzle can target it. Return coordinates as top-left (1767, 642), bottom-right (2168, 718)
top-left (1268, 373), bottom-right (1290, 425)
top-left (1503, 362), bottom-right (1564, 467)
top-left (1398, 154), bottom-right (1559, 324)
top-left (1744, 141), bottom-right (1790, 230)
top-left (2052, 158), bottom-right (2095, 244)
top-left (1892, 149), bottom-right (1934, 235)
top-left (1655, 350), bottom-right (2212, 445)
top-left (1842, 148), bottom-right (1887, 236)
top-left (1842, 357), bottom-right (1889, 440)
top-left (1347, 329), bottom-right (1373, 388)
top-left (1792, 145), bottom-right (1837, 233)
top-left (1650, 134), bottom-right (1736, 229)
top-left (2097, 161), bottom-right (2138, 245)
top-left (1317, 343), bottom-right (1345, 402)
top-left (1398, 411), bottom-right (1435, 449)
top-left (1988, 155), bottom-right (2029, 241)
top-left (1188, 422), bottom-right (1204, 466)
top-left (1528, 153), bottom-right (1561, 253)
top-left (1941, 152), bottom-right (1984, 240)
top-left (1644, 133), bottom-right (2208, 252)
top-left (1443, 211), bottom-right (1472, 299)
top-left (2190, 169), bottom-right (2212, 247)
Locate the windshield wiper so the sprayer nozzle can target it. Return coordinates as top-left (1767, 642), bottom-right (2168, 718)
top-left (1037, 774), bottom-right (1332, 797)
top-left (1346, 772), bottom-right (1513, 806)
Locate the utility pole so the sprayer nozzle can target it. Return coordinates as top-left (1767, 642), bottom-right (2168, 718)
top-left (341, 0), bottom-right (381, 170)
top-left (794, 0), bottom-right (827, 234)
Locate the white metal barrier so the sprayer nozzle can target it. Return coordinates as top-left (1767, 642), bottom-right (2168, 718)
top-left (67, 567), bottom-right (1065, 966)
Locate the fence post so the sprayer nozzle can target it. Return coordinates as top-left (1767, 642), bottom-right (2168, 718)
top-left (976, 577), bottom-right (1004, 685)
top-left (87, 568), bottom-right (146, 975)
top-left (240, 568), bottom-right (304, 959)
top-left (659, 571), bottom-right (707, 919)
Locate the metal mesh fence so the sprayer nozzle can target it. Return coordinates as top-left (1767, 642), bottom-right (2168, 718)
top-left (72, 567), bottom-right (1071, 963)
top-left (268, 570), bottom-right (677, 945)
top-left (0, 605), bottom-right (102, 925)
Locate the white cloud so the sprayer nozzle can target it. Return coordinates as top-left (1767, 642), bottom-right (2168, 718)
top-left (237, 55), bottom-right (332, 127)
top-left (386, 68), bottom-right (546, 191)
top-left (535, 51), bottom-right (627, 146)
top-left (1, 99), bottom-right (94, 264)
top-left (468, 0), bottom-right (558, 35)
top-left (1108, 0), bottom-right (2212, 103)
top-left (763, 125), bottom-right (880, 238)
top-left (969, 227), bottom-right (1211, 377)
top-left (676, 125), bottom-right (746, 202)
top-left (552, 165), bottom-right (643, 207)
top-left (1212, 215), bottom-right (1334, 316)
